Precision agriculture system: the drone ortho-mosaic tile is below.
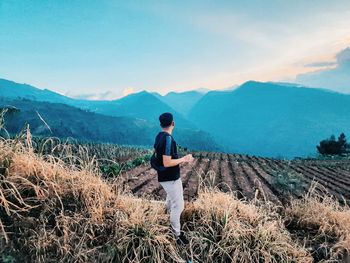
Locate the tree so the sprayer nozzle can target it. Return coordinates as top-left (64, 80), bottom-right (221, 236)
top-left (317, 132), bottom-right (349, 155)
top-left (338, 133), bottom-right (347, 153)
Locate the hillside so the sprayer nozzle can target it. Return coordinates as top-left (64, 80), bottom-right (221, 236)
top-left (154, 90), bottom-right (206, 116)
top-left (0, 79), bottom-right (75, 104)
top-left (125, 151), bottom-right (350, 205)
top-left (188, 81), bottom-right (350, 158)
top-left (0, 97), bottom-right (153, 145)
top-left (3, 78), bottom-right (350, 158)
top-left (90, 91), bottom-right (193, 127)
top-left (1, 134), bottom-right (349, 262)
top-left (0, 98), bottom-right (220, 151)
top-left (0, 79), bottom-right (191, 128)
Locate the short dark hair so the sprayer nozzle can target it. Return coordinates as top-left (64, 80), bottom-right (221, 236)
top-left (159, 112), bottom-right (173, 128)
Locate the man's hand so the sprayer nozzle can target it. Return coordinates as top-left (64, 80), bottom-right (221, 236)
top-left (183, 154), bottom-right (194, 163)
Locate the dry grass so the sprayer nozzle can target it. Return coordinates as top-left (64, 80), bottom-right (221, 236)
top-left (0, 132), bottom-right (182, 262)
top-left (0, 130), bottom-right (349, 262)
top-left (182, 189), bottom-right (312, 263)
top-left (286, 183), bottom-right (350, 262)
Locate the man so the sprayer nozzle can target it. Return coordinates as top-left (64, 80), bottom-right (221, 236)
top-left (153, 112), bottom-right (194, 245)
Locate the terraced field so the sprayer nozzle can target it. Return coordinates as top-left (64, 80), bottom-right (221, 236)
top-left (122, 152), bottom-right (350, 205)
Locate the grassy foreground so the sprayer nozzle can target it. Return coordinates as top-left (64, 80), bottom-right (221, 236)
top-left (0, 132), bottom-right (350, 262)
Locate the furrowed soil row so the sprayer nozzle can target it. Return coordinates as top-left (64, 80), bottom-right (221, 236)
top-left (181, 158), bottom-right (200, 191)
top-left (184, 158), bottom-right (210, 200)
top-left (207, 152), bottom-right (216, 159)
top-left (229, 158), bottom-right (255, 200)
top-left (294, 165), bottom-right (350, 198)
top-left (221, 153), bottom-right (228, 161)
top-left (183, 158), bottom-right (204, 201)
top-left (278, 163), bottom-right (331, 191)
top-left (266, 161), bottom-right (331, 196)
top-left (228, 153), bottom-right (246, 162)
top-left (227, 159), bottom-right (244, 199)
top-left (296, 165), bottom-right (346, 193)
top-left (207, 159), bottom-right (220, 187)
top-left (125, 151), bottom-right (350, 204)
top-left (216, 155), bottom-right (223, 188)
top-left (251, 159), bottom-right (278, 178)
top-left (132, 169), bottom-right (159, 196)
top-left (282, 164), bottom-right (347, 200)
top-left (322, 166), bottom-right (350, 181)
top-left (243, 161), bottom-right (282, 203)
top-left (305, 165), bottom-right (350, 187)
top-left (249, 159), bottom-right (309, 199)
top-left (130, 168), bottom-right (157, 194)
top-left (219, 157), bottom-right (239, 193)
top-left (301, 159), bottom-right (350, 167)
top-left (121, 165), bottom-right (151, 183)
top-left (263, 159), bottom-right (283, 173)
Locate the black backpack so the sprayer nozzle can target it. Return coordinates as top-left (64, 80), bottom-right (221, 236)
top-left (150, 133), bottom-right (168, 172)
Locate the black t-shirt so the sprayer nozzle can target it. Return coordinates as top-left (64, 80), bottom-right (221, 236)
top-left (153, 131), bottom-right (180, 182)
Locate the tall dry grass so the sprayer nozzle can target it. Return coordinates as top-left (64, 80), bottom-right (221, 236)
top-left (182, 189), bottom-right (312, 263)
top-left (0, 128), bottom-right (182, 262)
top-left (0, 127), bottom-right (349, 262)
top-left (286, 183), bottom-right (350, 262)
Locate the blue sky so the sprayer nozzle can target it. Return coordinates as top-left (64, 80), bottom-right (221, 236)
top-left (1, 0), bottom-right (350, 98)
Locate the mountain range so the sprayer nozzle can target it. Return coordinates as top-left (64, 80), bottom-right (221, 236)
top-left (1, 78), bottom-right (350, 158)
top-left (189, 81), bottom-right (350, 157)
top-left (0, 79), bottom-right (219, 151)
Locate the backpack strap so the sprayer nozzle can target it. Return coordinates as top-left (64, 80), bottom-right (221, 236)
top-left (154, 133), bottom-right (170, 156)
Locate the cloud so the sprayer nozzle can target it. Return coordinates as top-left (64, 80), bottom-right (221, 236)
top-left (68, 91), bottom-right (121, 100)
top-left (305, 61), bottom-right (336, 67)
top-left (66, 86), bottom-right (137, 100)
top-left (122, 87), bottom-right (135, 97)
top-left (336, 47), bottom-right (350, 65)
top-left (295, 47), bottom-right (350, 93)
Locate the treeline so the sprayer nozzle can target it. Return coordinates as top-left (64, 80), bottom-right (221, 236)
top-left (317, 132), bottom-right (349, 156)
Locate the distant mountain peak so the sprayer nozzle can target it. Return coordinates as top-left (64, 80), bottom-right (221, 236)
top-left (161, 88), bottom-right (210, 97)
top-left (236, 80), bottom-right (308, 93)
top-left (138, 90), bottom-right (151, 95)
top-left (241, 80), bottom-right (261, 86)
top-left (118, 90), bottom-right (154, 101)
top-left (195, 87), bottom-right (211, 93)
top-left (235, 80), bottom-right (347, 96)
top-left (165, 90), bottom-right (200, 96)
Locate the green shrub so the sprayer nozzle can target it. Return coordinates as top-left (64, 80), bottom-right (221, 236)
top-left (273, 169), bottom-right (305, 196)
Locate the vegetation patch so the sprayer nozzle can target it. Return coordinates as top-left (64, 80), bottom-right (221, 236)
top-left (1, 129), bottom-right (350, 262)
top-left (285, 184), bottom-right (350, 262)
top-left (272, 168), bottom-right (305, 197)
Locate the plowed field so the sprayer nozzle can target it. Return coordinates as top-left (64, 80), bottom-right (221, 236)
top-left (122, 152), bottom-right (350, 205)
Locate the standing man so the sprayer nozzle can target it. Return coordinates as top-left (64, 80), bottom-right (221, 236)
top-left (153, 112), bottom-right (194, 245)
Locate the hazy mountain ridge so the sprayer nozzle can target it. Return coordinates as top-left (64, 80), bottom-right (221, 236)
top-left (154, 90), bottom-right (206, 116)
top-left (189, 81), bottom-right (350, 157)
top-left (2, 78), bottom-right (350, 157)
top-left (0, 79), bottom-right (75, 104)
top-left (0, 78), bottom-right (193, 128)
top-left (0, 97), bottom-right (220, 151)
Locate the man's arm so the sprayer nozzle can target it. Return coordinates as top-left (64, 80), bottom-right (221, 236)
top-left (162, 136), bottom-right (193, 167)
top-left (163, 155), bottom-right (185, 167)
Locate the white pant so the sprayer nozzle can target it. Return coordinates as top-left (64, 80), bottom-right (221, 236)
top-left (159, 178), bottom-right (184, 236)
